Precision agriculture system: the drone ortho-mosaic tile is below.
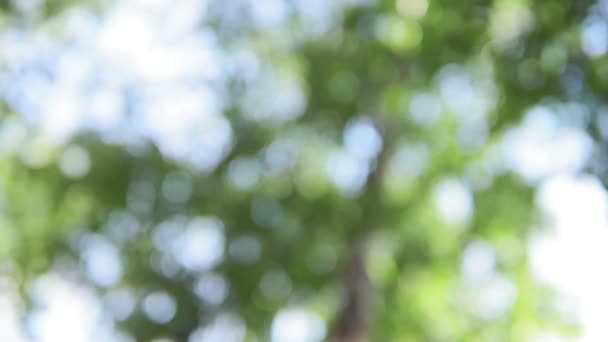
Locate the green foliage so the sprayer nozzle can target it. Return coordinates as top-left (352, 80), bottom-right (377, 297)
top-left (0, 0), bottom-right (601, 340)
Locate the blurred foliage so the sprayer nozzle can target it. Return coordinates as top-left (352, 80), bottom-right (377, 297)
top-left (0, 0), bottom-right (605, 341)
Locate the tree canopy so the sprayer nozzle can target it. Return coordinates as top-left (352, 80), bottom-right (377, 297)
top-left (0, 0), bottom-right (605, 341)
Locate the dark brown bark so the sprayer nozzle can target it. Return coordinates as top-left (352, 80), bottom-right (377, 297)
top-left (329, 239), bottom-right (370, 342)
top-left (329, 118), bottom-right (392, 342)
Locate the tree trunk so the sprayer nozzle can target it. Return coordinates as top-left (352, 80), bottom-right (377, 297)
top-left (329, 239), bottom-right (370, 342)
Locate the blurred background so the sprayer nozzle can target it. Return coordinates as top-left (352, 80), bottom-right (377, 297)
top-left (0, 0), bottom-right (607, 341)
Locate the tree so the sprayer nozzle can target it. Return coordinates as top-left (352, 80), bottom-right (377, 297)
top-left (0, 0), bottom-right (601, 340)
